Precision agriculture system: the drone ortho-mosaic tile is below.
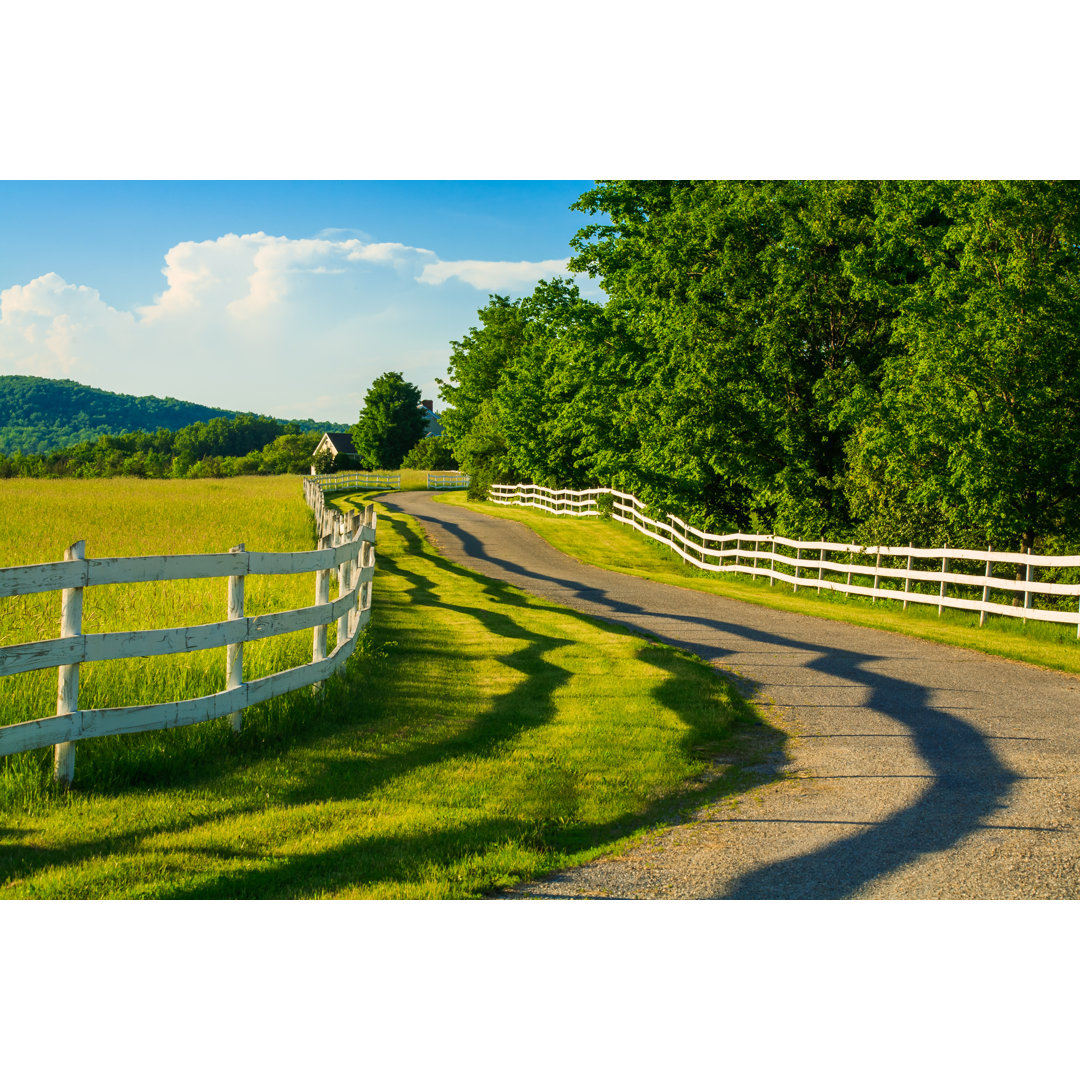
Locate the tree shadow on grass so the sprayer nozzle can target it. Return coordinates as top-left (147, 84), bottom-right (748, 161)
top-left (1, 506), bottom-right (774, 897)
top-left (153, 637), bottom-right (778, 900)
top-left (381, 492), bottom-right (1023, 899)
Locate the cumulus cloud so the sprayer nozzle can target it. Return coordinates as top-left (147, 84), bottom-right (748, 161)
top-left (0, 231), bottom-right (582, 418)
top-left (416, 258), bottom-right (571, 290)
top-left (137, 232), bottom-right (438, 323)
top-left (0, 273), bottom-right (135, 376)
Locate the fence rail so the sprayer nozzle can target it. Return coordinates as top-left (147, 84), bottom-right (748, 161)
top-left (0, 481), bottom-right (377, 784)
top-left (426, 472), bottom-right (470, 490)
top-left (311, 471), bottom-right (401, 491)
top-left (490, 483), bottom-right (1080, 636)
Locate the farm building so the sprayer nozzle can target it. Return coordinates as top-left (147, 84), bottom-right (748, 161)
top-left (310, 401), bottom-right (443, 473)
top-left (311, 431), bottom-right (357, 473)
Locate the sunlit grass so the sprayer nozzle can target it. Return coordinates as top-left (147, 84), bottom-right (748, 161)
top-left (439, 491), bottom-right (1080, 676)
top-left (0, 476), bottom-right (320, 808)
top-left (0, 481), bottom-right (766, 898)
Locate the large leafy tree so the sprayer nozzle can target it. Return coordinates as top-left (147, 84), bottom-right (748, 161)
top-left (846, 181), bottom-right (1080, 548)
top-left (495, 278), bottom-right (634, 488)
top-left (350, 372), bottom-right (427, 469)
top-left (436, 295), bottom-right (527, 484)
top-left (436, 279), bottom-right (639, 489)
top-left (568, 180), bottom-right (897, 535)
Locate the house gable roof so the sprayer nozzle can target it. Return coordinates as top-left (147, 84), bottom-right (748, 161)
top-left (317, 432), bottom-right (356, 455)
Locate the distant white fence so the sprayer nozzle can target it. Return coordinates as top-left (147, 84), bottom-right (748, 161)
top-left (0, 481), bottom-right (376, 785)
top-left (490, 484), bottom-right (1080, 636)
top-left (312, 471), bottom-right (400, 491)
top-left (427, 472), bottom-right (470, 490)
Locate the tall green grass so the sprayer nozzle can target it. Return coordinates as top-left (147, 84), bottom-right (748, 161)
top-left (0, 476), bottom-right (323, 809)
top-left (0, 481), bottom-right (767, 897)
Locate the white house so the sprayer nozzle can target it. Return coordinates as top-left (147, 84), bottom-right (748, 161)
top-left (311, 402), bottom-right (443, 473)
top-left (310, 431), bottom-right (357, 474)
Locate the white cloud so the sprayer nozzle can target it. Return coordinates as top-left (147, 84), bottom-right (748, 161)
top-left (137, 232), bottom-right (438, 324)
top-left (0, 232), bottom-right (584, 419)
top-left (416, 258), bottom-right (571, 290)
top-left (0, 273), bottom-right (135, 376)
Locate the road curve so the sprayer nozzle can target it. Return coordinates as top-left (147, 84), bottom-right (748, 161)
top-left (380, 490), bottom-right (1080, 899)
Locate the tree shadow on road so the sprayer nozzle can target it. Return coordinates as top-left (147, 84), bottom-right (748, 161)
top-left (385, 492), bottom-right (1022, 899)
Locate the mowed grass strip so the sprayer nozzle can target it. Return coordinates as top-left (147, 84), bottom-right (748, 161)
top-left (0, 482), bottom-right (765, 898)
top-left (438, 492), bottom-right (1080, 676)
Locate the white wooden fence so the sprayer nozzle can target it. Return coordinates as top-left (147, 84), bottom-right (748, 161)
top-left (490, 483), bottom-right (1080, 636)
top-left (312, 471), bottom-right (400, 491)
top-left (427, 472), bottom-right (470, 490)
top-left (0, 480), bottom-right (376, 785)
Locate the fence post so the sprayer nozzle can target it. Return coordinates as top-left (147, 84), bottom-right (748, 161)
top-left (793, 544), bottom-right (800, 593)
top-left (872, 549), bottom-right (881, 604)
top-left (348, 511), bottom-right (362, 636)
top-left (336, 517), bottom-right (351, 658)
top-left (752, 539), bottom-right (759, 581)
top-left (1024, 548), bottom-right (1033, 623)
top-left (227, 543), bottom-right (245, 732)
top-left (980, 546), bottom-right (992, 627)
top-left (938, 543), bottom-right (949, 617)
top-left (312, 532), bottom-right (331, 694)
top-left (53, 539), bottom-right (86, 787)
top-left (903, 543), bottom-right (913, 611)
top-left (362, 503), bottom-right (375, 615)
top-left (770, 539), bottom-right (776, 586)
top-left (817, 539), bottom-right (824, 594)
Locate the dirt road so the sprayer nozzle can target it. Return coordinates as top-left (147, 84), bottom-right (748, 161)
top-left (381, 491), bottom-right (1080, 899)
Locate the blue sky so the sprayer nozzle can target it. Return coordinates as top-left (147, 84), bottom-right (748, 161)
top-left (0, 181), bottom-right (602, 423)
top-left (2, 5), bottom-right (1073, 430)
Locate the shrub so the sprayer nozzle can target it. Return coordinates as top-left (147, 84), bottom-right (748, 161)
top-left (467, 473), bottom-right (490, 501)
top-left (312, 449), bottom-right (335, 475)
top-left (402, 434), bottom-right (458, 471)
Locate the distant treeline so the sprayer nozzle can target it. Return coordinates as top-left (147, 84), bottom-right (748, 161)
top-left (0, 374), bottom-right (329, 455)
top-left (0, 414), bottom-right (321, 479)
top-left (438, 181), bottom-right (1080, 552)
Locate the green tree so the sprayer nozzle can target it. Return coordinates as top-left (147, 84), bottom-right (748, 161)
top-left (401, 434), bottom-right (458, 471)
top-left (312, 448), bottom-right (336, 475)
top-left (846, 180), bottom-right (1080, 548)
top-left (437, 296), bottom-right (528, 484)
top-left (350, 372), bottom-right (428, 469)
top-left (568, 180), bottom-right (896, 535)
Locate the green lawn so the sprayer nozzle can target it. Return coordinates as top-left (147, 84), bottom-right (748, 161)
top-left (437, 491), bottom-right (1080, 677)
top-left (0, 486), bottom-right (771, 898)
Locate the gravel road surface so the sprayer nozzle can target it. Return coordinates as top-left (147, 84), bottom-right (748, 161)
top-left (380, 491), bottom-right (1080, 899)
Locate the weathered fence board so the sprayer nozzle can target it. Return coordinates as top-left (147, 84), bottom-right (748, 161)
top-left (491, 483), bottom-right (1080, 634)
top-left (311, 471), bottom-right (400, 492)
top-left (0, 483), bottom-right (378, 779)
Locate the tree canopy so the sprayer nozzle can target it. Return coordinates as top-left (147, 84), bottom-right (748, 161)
top-left (350, 372), bottom-right (428, 469)
top-left (0, 414), bottom-right (321, 479)
top-left (436, 180), bottom-right (1080, 552)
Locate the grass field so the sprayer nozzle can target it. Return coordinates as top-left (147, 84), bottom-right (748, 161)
top-left (0, 478), bottom-right (769, 898)
top-left (437, 491), bottom-right (1080, 677)
top-left (0, 476), bottom-right (322, 806)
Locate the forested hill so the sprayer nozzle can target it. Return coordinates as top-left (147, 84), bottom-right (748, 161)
top-left (0, 375), bottom-right (330, 455)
